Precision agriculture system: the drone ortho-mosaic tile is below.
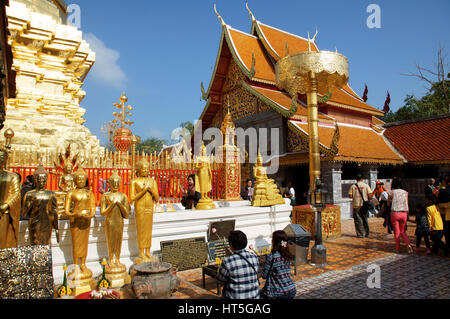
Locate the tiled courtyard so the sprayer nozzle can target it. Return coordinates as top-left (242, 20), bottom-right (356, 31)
top-left (169, 217), bottom-right (450, 299)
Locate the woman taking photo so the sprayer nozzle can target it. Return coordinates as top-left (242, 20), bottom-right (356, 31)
top-left (388, 178), bottom-right (414, 254)
top-left (261, 230), bottom-right (296, 299)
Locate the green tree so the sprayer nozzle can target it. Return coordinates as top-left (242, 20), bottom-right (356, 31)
top-left (136, 137), bottom-right (166, 154)
top-left (380, 46), bottom-right (449, 123)
top-left (179, 121), bottom-right (194, 136)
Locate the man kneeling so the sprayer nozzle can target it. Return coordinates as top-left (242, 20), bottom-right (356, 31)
top-left (216, 230), bottom-right (260, 299)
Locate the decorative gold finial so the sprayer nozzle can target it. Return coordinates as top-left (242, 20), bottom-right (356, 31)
top-left (246, 1), bottom-right (256, 23)
top-left (214, 4), bottom-right (226, 27)
top-left (113, 92), bottom-right (134, 128)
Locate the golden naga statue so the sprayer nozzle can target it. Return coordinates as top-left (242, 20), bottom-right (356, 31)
top-left (64, 167), bottom-right (96, 293)
top-left (100, 170), bottom-right (131, 287)
top-left (130, 160), bottom-right (159, 263)
top-left (252, 151), bottom-right (285, 207)
top-left (195, 142), bottom-right (216, 210)
top-left (0, 148), bottom-right (21, 249)
top-left (22, 164), bottom-right (59, 245)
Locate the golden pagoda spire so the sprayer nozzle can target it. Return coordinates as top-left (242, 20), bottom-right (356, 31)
top-left (214, 4), bottom-right (226, 27)
top-left (246, 1), bottom-right (256, 23)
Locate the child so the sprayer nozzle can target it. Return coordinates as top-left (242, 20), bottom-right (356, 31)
top-left (413, 204), bottom-right (431, 254)
top-left (426, 196), bottom-right (449, 256)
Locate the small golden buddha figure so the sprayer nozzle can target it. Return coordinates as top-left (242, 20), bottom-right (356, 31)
top-left (195, 142), bottom-right (216, 210)
top-left (64, 168), bottom-right (96, 294)
top-left (23, 164), bottom-right (59, 245)
top-left (252, 151), bottom-right (285, 207)
top-left (0, 148), bottom-right (21, 249)
top-left (130, 160), bottom-right (159, 263)
top-left (100, 170), bottom-right (131, 287)
top-left (58, 162), bottom-right (75, 193)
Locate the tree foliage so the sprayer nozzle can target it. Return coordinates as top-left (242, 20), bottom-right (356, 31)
top-left (380, 46), bottom-right (449, 123)
top-left (136, 137), bottom-right (166, 154)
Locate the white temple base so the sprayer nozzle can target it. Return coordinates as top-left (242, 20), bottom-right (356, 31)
top-left (18, 200), bottom-right (292, 286)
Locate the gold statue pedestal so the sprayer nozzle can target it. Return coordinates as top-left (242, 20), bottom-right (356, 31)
top-left (105, 264), bottom-right (131, 288)
top-left (196, 198), bottom-right (216, 210)
top-left (251, 177), bottom-right (285, 207)
top-left (68, 266), bottom-right (97, 296)
top-left (134, 255), bottom-right (159, 265)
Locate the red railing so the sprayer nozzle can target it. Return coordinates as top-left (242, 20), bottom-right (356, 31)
top-left (11, 167), bottom-right (221, 206)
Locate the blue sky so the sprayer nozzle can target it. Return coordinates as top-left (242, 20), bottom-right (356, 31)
top-left (72, 0), bottom-right (450, 145)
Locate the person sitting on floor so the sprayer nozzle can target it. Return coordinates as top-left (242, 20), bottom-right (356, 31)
top-left (181, 174), bottom-right (201, 210)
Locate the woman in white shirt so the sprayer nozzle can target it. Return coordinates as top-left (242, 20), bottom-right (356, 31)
top-left (388, 178), bottom-right (413, 254)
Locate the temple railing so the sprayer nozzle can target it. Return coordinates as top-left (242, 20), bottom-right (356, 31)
top-left (11, 166), bottom-right (221, 205)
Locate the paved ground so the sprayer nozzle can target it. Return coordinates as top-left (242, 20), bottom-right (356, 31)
top-left (165, 217), bottom-right (450, 299)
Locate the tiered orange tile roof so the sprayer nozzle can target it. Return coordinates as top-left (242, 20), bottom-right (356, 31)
top-left (244, 84), bottom-right (334, 122)
top-left (383, 115), bottom-right (450, 164)
top-left (227, 27), bottom-right (276, 84)
top-left (253, 22), bottom-right (319, 60)
top-left (289, 121), bottom-right (404, 164)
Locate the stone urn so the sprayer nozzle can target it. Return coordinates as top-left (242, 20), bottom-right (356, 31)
top-left (130, 262), bottom-right (180, 299)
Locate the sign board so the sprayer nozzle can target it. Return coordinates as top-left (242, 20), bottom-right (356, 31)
top-left (207, 240), bottom-right (230, 262)
top-left (207, 220), bottom-right (236, 242)
top-left (160, 237), bottom-right (208, 271)
top-left (0, 245), bottom-right (54, 299)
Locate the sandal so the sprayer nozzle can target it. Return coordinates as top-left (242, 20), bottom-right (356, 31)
top-left (407, 245), bottom-right (414, 254)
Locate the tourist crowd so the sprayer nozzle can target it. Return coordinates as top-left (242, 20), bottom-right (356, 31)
top-left (349, 174), bottom-right (449, 256)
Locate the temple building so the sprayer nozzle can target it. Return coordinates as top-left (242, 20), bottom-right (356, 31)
top-left (0, 0), bottom-right (103, 157)
top-left (199, 8), bottom-right (405, 219)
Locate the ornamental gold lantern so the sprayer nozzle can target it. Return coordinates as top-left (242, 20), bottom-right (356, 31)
top-left (276, 31), bottom-right (348, 266)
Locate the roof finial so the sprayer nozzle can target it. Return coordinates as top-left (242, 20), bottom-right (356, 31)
top-left (246, 1), bottom-right (256, 23)
top-left (214, 4), bottom-right (226, 27)
top-left (307, 27), bottom-right (318, 52)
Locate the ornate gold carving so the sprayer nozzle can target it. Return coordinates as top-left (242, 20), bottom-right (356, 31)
top-left (276, 51), bottom-right (349, 95)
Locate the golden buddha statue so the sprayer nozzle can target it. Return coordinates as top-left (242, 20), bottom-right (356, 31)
top-left (64, 168), bottom-right (96, 294)
top-left (0, 147), bottom-right (21, 249)
top-left (195, 142), bottom-right (216, 210)
top-left (130, 160), bottom-right (159, 263)
top-left (100, 170), bottom-right (131, 287)
top-left (252, 151), bottom-right (285, 207)
top-left (58, 162), bottom-right (75, 193)
top-left (22, 164), bottom-right (59, 245)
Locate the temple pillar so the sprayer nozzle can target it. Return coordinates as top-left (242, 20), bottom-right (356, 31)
top-left (321, 161), bottom-right (352, 220)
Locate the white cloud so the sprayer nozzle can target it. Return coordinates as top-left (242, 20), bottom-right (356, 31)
top-left (84, 33), bottom-right (127, 89)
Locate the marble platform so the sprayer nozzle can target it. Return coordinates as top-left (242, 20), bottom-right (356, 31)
top-left (18, 200), bottom-right (292, 286)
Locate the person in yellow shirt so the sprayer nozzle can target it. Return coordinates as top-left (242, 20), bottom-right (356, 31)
top-left (426, 197), bottom-right (448, 256)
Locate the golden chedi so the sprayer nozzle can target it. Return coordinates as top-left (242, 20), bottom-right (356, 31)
top-left (0, 147), bottom-right (21, 248)
top-left (252, 151), bottom-right (285, 207)
top-left (22, 164), bottom-right (59, 245)
top-left (2, 0), bottom-right (103, 158)
top-left (64, 167), bottom-right (96, 295)
top-left (100, 170), bottom-right (131, 287)
top-left (130, 160), bottom-right (159, 264)
top-left (195, 142), bottom-right (216, 210)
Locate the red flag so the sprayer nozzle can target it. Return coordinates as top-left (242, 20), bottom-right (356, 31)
top-left (383, 92), bottom-right (391, 114)
top-left (362, 84), bottom-right (368, 102)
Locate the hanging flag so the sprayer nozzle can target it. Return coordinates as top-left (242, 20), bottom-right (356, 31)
top-left (383, 91), bottom-right (391, 114)
top-left (362, 84), bottom-right (368, 102)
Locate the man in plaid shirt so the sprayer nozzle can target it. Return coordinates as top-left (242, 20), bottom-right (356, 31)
top-left (216, 230), bottom-right (260, 299)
